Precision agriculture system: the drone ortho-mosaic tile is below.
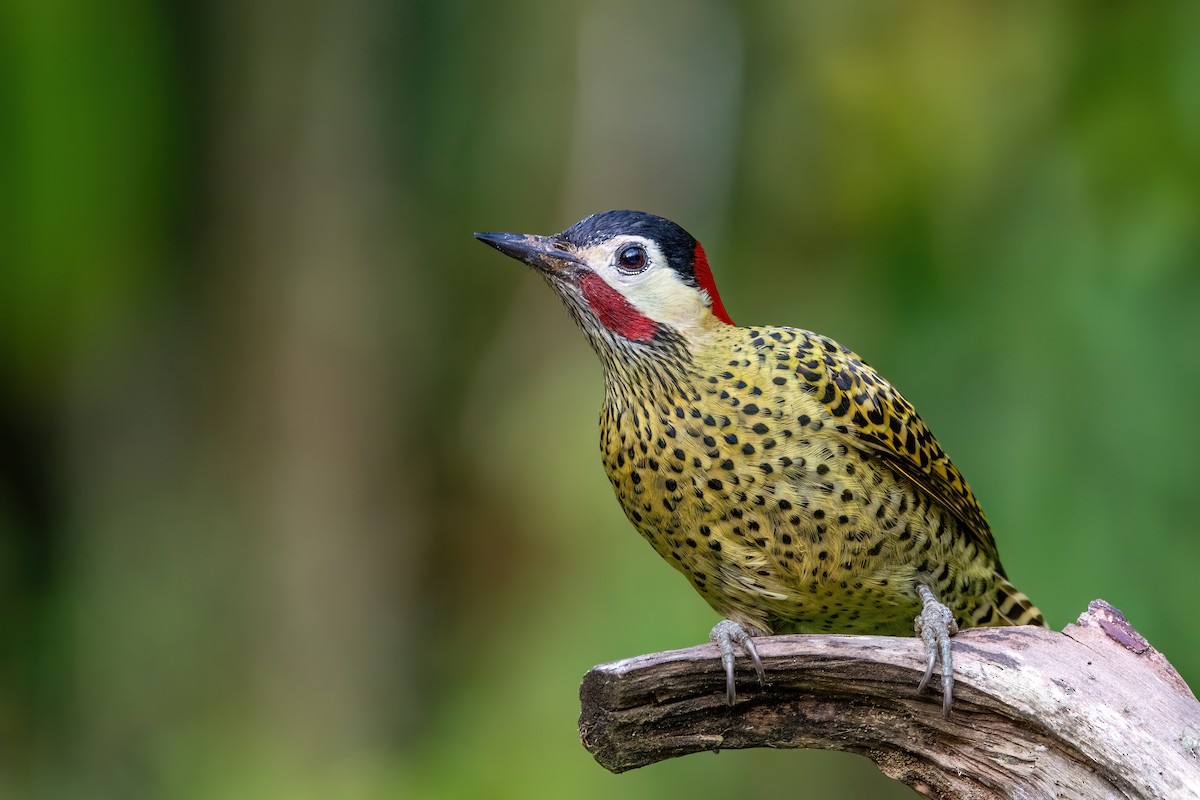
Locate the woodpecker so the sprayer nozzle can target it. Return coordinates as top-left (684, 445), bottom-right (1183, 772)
top-left (476, 210), bottom-right (1043, 715)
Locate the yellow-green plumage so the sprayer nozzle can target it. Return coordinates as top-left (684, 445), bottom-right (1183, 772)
top-left (599, 323), bottom-right (1043, 638)
top-left (476, 209), bottom-right (1042, 711)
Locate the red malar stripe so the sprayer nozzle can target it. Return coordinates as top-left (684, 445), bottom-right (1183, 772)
top-left (580, 272), bottom-right (658, 342)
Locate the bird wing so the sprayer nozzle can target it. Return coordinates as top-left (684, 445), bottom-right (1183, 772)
top-left (791, 330), bottom-right (1004, 572)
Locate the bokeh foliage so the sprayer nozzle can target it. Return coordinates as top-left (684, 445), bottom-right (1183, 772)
top-left (3, 2), bottom-right (1199, 798)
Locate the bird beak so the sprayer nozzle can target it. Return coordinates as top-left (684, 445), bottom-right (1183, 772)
top-left (474, 231), bottom-right (585, 273)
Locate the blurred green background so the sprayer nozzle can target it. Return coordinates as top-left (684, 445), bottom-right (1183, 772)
top-left (3, 2), bottom-right (1199, 798)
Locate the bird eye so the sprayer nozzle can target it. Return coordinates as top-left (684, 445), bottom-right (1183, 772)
top-left (617, 245), bottom-right (647, 272)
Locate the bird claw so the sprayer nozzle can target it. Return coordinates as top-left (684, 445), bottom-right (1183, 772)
top-left (709, 619), bottom-right (766, 705)
top-left (913, 584), bottom-right (959, 717)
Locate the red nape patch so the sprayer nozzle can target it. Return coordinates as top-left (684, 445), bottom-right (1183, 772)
top-left (692, 243), bottom-right (734, 325)
top-left (580, 272), bottom-right (658, 342)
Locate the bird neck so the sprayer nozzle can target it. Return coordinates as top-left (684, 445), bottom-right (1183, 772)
top-left (596, 323), bottom-right (726, 412)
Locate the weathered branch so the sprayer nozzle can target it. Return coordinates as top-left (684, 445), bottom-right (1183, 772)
top-left (579, 601), bottom-right (1200, 799)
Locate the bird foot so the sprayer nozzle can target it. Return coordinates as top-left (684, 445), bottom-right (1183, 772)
top-left (913, 584), bottom-right (959, 716)
top-left (709, 619), bottom-right (766, 705)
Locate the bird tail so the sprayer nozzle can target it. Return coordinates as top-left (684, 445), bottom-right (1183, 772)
top-left (992, 577), bottom-right (1046, 627)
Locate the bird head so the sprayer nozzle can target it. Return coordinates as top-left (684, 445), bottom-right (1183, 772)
top-left (475, 211), bottom-right (734, 350)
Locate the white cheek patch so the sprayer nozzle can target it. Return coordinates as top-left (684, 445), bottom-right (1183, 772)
top-left (621, 267), bottom-right (708, 329)
top-left (576, 238), bottom-right (711, 333)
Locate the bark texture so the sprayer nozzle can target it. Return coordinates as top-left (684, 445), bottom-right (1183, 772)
top-left (579, 601), bottom-right (1200, 799)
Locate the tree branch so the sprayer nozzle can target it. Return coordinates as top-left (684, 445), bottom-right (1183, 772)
top-left (579, 601), bottom-right (1200, 799)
